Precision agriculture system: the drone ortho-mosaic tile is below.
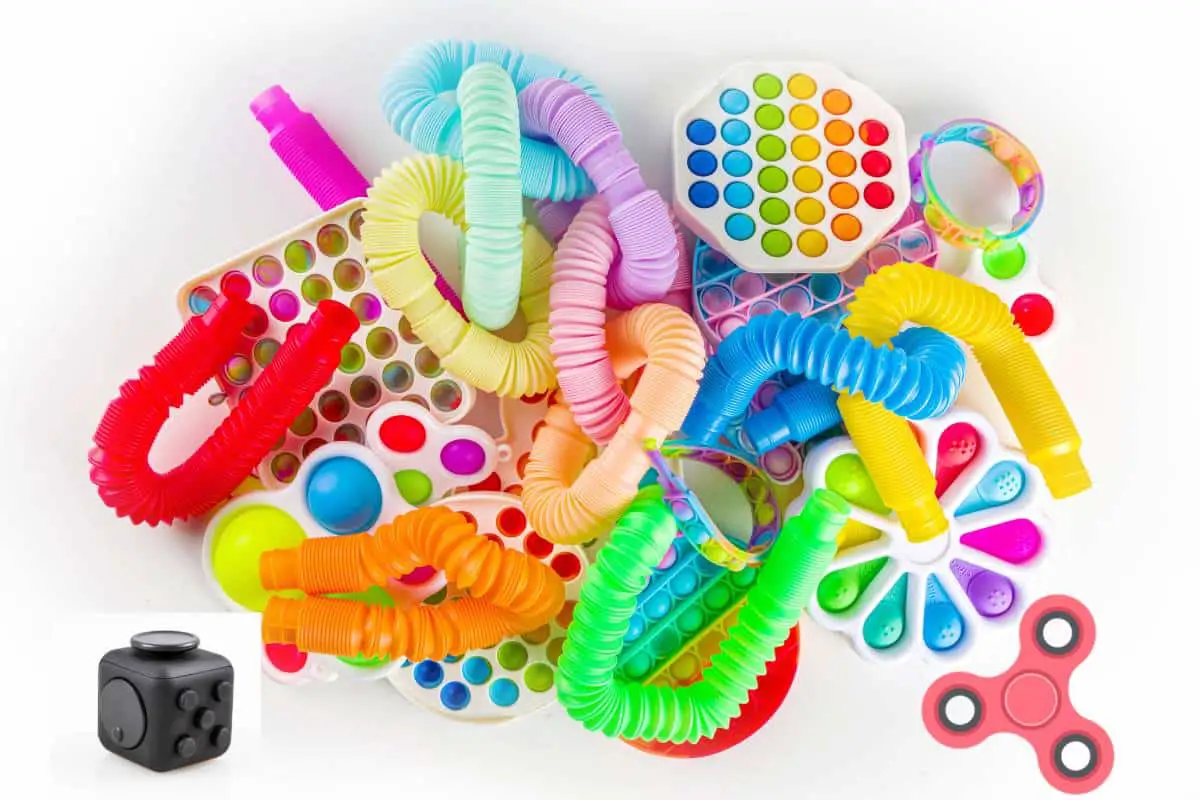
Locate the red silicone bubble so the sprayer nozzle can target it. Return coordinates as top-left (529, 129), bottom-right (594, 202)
top-left (922, 595), bottom-right (1113, 794)
top-left (935, 422), bottom-right (982, 497)
top-left (622, 625), bottom-right (800, 758)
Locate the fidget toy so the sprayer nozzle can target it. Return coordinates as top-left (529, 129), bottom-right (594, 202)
top-left (791, 409), bottom-right (1051, 663)
top-left (690, 201), bottom-right (938, 346)
top-left (466, 391), bottom-right (553, 497)
top-left (962, 237), bottom-right (1059, 341)
top-left (387, 492), bottom-right (587, 721)
top-left (923, 595), bottom-right (1113, 794)
top-left (674, 63), bottom-right (910, 274)
top-left (177, 200), bottom-right (476, 489)
top-left (201, 402), bottom-right (499, 683)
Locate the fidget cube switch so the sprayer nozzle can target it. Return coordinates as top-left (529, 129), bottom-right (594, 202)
top-left (98, 631), bottom-right (234, 772)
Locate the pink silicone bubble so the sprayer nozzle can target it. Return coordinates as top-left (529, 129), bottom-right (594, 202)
top-left (266, 643), bottom-right (308, 674)
top-left (440, 438), bottom-right (486, 476)
top-left (397, 565), bottom-right (438, 586)
top-left (961, 519), bottom-right (1044, 565)
top-left (936, 422), bottom-right (982, 496)
top-left (269, 290), bottom-right (301, 322)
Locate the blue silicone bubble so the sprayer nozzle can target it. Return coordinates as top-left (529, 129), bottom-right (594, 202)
top-left (305, 456), bottom-right (383, 535)
top-left (440, 681), bottom-right (471, 711)
top-left (687, 150), bottom-right (718, 177)
top-left (956, 460), bottom-right (1027, 516)
top-left (462, 656), bottom-right (493, 685)
top-left (721, 119), bottom-right (751, 145)
top-left (724, 182), bottom-right (754, 209)
top-left (686, 118), bottom-right (716, 145)
top-left (489, 678), bottom-right (520, 707)
top-left (719, 88), bottom-right (750, 114)
top-left (723, 150), bottom-right (752, 177)
top-left (414, 660), bottom-right (444, 689)
top-left (923, 575), bottom-right (965, 651)
top-left (725, 213), bottom-right (756, 241)
top-left (863, 573), bottom-right (908, 650)
top-left (689, 181), bottom-right (719, 208)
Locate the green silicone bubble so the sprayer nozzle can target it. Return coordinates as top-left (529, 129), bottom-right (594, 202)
top-left (758, 166), bottom-right (787, 193)
top-left (754, 105), bottom-right (784, 130)
top-left (982, 241), bottom-right (1027, 280)
top-left (393, 469), bottom-right (433, 505)
top-left (210, 505), bottom-right (307, 611)
top-left (761, 229), bottom-right (792, 257)
top-left (756, 134), bottom-right (786, 161)
top-left (760, 197), bottom-right (790, 225)
top-left (752, 73), bottom-right (782, 99)
top-left (825, 453), bottom-right (890, 515)
top-left (816, 557), bottom-right (888, 613)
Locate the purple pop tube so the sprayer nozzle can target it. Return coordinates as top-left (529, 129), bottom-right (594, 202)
top-left (251, 85), bottom-right (464, 317)
top-left (518, 78), bottom-right (677, 310)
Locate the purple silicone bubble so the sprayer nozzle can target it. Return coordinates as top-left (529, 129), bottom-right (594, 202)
top-left (960, 519), bottom-right (1043, 565)
top-left (950, 559), bottom-right (1016, 618)
top-left (440, 439), bottom-right (486, 476)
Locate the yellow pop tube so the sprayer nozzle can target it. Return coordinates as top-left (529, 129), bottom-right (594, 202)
top-left (839, 262), bottom-right (1088, 542)
top-left (362, 155), bottom-right (557, 398)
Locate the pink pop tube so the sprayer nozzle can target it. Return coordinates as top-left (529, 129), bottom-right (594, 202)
top-left (519, 79), bottom-right (678, 310)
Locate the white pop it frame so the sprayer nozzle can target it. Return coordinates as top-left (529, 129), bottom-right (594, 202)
top-left (387, 492), bottom-right (587, 723)
top-left (961, 236), bottom-right (1062, 347)
top-left (787, 409), bottom-right (1053, 666)
top-left (673, 62), bottom-right (910, 275)
top-left (176, 200), bottom-right (476, 490)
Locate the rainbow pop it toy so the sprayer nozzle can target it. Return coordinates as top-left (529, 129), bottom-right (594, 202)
top-left (674, 63), bottom-right (910, 274)
top-left (177, 200), bottom-right (475, 489)
top-left (388, 492), bottom-right (586, 721)
top-left (962, 237), bottom-right (1059, 342)
top-left (789, 409), bottom-right (1052, 664)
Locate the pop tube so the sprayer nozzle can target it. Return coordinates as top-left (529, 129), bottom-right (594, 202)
top-left (519, 78), bottom-right (677, 309)
top-left (362, 154), bottom-right (557, 397)
top-left (838, 262), bottom-right (1089, 542)
top-left (90, 295), bottom-right (358, 525)
top-left (555, 487), bottom-right (848, 743)
top-left (523, 303), bottom-right (706, 544)
top-left (260, 506), bottom-right (564, 662)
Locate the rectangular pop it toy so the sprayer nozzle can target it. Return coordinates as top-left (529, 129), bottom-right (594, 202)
top-left (674, 63), bottom-right (910, 274)
top-left (177, 200), bottom-right (476, 489)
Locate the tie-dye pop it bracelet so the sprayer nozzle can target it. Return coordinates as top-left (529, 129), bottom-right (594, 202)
top-left (382, 40), bottom-right (611, 201)
top-left (520, 78), bottom-right (678, 308)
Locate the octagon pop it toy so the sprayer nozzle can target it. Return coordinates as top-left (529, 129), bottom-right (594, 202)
top-left (674, 63), bottom-right (910, 274)
top-left (790, 409), bottom-right (1052, 664)
top-left (177, 200), bottom-right (476, 489)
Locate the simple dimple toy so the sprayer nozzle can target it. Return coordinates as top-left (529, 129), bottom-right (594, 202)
top-left (521, 78), bottom-right (678, 308)
top-left (556, 488), bottom-right (847, 743)
top-left (923, 595), bottom-right (1113, 794)
top-left (363, 155), bottom-right (558, 398)
top-left (176, 200), bottom-right (476, 489)
top-left (259, 505), bottom-right (565, 662)
top-left (836, 262), bottom-right (1088, 543)
top-left (681, 311), bottom-right (966, 447)
top-left (99, 631), bottom-right (234, 772)
top-left (91, 294), bottom-right (357, 525)
top-left (962, 237), bottom-right (1060, 341)
top-left (910, 118), bottom-right (1044, 252)
top-left (674, 63), bottom-right (910, 274)
top-left (381, 39), bottom-right (611, 201)
top-left (459, 63), bottom-right (525, 331)
top-left (523, 303), bottom-right (706, 544)
top-left (690, 201), bottom-right (938, 346)
top-left (793, 409), bottom-right (1051, 664)
top-left (387, 492), bottom-right (588, 721)
top-left (645, 442), bottom-right (781, 571)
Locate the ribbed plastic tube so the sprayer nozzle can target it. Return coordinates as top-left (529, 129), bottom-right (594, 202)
top-left (89, 295), bottom-right (357, 525)
top-left (555, 488), bottom-right (848, 743)
top-left (519, 78), bottom-right (678, 308)
top-left (838, 262), bottom-right (1089, 542)
top-left (260, 507), bottom-right (564, 662)
top-left (381, 39), bottom-right (610, 201)
top-left (681, 311), bottom-right (966, 447)
top-left (524, 303), bottom-right (706, 544)
top-left (363, 155), bottom-right (557, 397)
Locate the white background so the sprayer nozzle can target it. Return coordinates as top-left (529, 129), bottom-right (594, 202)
top-left (2, 0), bottom-right (1195, 797)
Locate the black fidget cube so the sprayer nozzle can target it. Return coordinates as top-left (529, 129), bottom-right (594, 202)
top-left (98, 631), bottom-right (234, 772)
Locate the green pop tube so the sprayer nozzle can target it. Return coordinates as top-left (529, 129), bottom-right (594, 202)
top-left (555, 486), bottom-right (850, 743)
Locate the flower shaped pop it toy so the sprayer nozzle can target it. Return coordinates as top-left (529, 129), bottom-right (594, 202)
top-left (788, 409), bottom-right (1052, 664)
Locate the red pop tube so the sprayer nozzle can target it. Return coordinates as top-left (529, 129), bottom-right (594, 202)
top-left (89, 294), bottom-right (358, 525)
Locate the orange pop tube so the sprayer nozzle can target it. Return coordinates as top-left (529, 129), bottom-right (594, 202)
top-left (839, 262), bottom-right (1088, 542)
top-left (362, 155), bottom-right (557, 397)
top-left (523, 303), bottom-right (705, 544)
top-left (259, 506), bottom-right (564, 661)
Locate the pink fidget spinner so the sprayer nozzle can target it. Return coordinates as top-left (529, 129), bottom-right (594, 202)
top-left (922, 595), bottom-right (1113, 794)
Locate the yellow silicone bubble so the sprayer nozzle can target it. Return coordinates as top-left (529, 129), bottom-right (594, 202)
top-left (795, 198), bottom-right (826, 225)
top-left (789, 104), bottom-right (818, 130)
top-left (787, 74), bottom-right (817, 100)
top-left (797, 230), bottom-right (829, 257)
top-left (793, 166), bottom-right (823, 193)
top-left (210, 505), bottom-right (307, 611)
top-left (791, 135), bottom-right (821, 162)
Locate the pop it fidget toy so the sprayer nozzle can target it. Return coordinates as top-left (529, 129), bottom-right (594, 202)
top-left (674, 63), bottom-right (910, 274)
top-left (177, 200), bottom-right (475, 489)
top-left (791, 409), bottom-right (1052, 664)
top-left (962, 237), bottom-right (1060, 342)
top-left (690, 201), bottom-right (938, 347)
top-left (388, 492), bottom-right (587, 721)
top-left (923, 595), bottom-right (1113, 794)
top-left (201, 403), bottom-right (498, 683)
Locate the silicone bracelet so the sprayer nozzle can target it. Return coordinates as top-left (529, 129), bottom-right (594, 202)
top-left (910, 119), bottom-right (1045, 251)
top-left (523, 303), bottom-right (706, 544)
top-left (382, 39), bottom-right (610, 201)
top-left (90, 295), bottom-right (358, 525)
top-left (260, 506), bottom-right (564, 662)
top-left (681, 312), bottom-right (966, 447)
top-left (742, 380), bottom-right (842, 455)
top-left (519, 78), bottom-right (678, 309)
top-left (363, 155), bottom-right (557, 397)
top-left (555, 487), bottom-right (848, 743)
top-left (838, 262), bottom-right (1088, 542)
top-left (459, 63), bottom-right (525, 331)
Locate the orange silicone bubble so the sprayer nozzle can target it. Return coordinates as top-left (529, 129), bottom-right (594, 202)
top-left (822, 89), bottom-right (852, 115)
top-left (522, 303), bottom-right (705, 544)
top-left (832, 213), bottom-right (863, 241)
top-left (827, 150), bottom-right (857, 177)
top-left (829, 182), bottom-right (859, 209)
top-left (259, 506), bottom-right (565, 661)
top-left (825, 120), bottom-right (854, 147)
